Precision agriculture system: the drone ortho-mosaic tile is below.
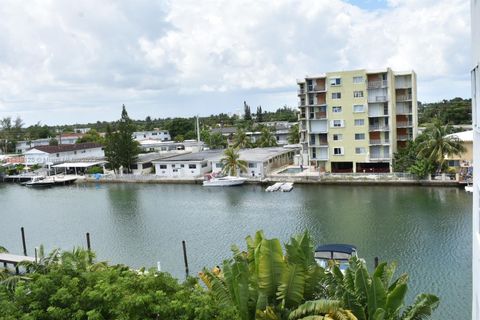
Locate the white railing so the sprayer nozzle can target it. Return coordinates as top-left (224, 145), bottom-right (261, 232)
top-left (368, 96), bottom-right (388, 103)
top-left (397, 135), bottom-right (413, 140)
top-left (369, 124), bottom-right (389, 131)
top-left (396, 121), bottom-right (413, 127)
top-left (313, 85), bottom-right (326, 91)
top-left (369, 139), bottom-right (389, 145)
top-left (396, 94), bottom-right (412, 101)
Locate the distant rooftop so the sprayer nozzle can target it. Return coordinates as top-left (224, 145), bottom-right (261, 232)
top-left (152, 150), bottom-right (223, 162)
top-left (29, 143), bottom-right (103, 154)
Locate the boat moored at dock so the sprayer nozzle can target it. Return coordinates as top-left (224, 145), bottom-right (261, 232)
top-left (314, 244), bottom-right (358, 272)
top-left (202, 174), bottom-right (247, 187)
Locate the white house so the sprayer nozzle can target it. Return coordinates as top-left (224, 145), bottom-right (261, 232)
top-left (16, 133), bottom-right (83, 154)
top-left (152, 150), bottom-right (222, 178)
top-left (133, 130), bottom-right (171, 142)
top-left (24, 143), bottom-right (104, 165)
top-left (210, 147), bottom-right (298, 177)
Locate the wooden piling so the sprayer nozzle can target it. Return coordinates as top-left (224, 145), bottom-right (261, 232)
top-left (86, 232), bottom-right (92, 263)
top-left (182, 240), bottom-right (189, 278)
top-left (21, 227), bottom-right (27, 256)
top-left (374, 256), bottom-right (379, 268)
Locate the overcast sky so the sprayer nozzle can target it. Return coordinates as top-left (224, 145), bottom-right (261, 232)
top-left (0, 0), bottom-right (471, 126)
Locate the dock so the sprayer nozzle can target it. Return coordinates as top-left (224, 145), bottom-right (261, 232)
top-left (0, 253), bottom-right (36, 274)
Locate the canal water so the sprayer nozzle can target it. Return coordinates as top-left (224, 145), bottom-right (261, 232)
top-left (0, 183), bottom-right (472, 319)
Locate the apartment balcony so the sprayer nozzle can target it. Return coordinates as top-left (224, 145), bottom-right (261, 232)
top-left (396, 94), bottom-right (412, 102)
top-left (312, 85), bottom-right (327, 92)
top-left (309, 141), bottom-right (328, 147)
top-left (368, 112), bottom-right (389, 118)
top-left (396, 108), bottom-right (412, 115)
top-left (369, 124), bottom-right (390, 131)
top-left (397, 135), bottom-right (413, 141)
top-left (396, 121), bottom-right (413, 128)
top-left (368, 96), bottom-right (388, 103)
top-left (297, 88), bottom-right (305, 95)
top-left (367, 80), bottom-right (388, 89)
top-left (370, 154), bottom-right (391, 160)
top-left (312, 111), bottom-right (327, 119)
top-left (311, 155), bottom-right (329, 161)
top-left (369, 139), bottom-right (390, 145)
top-left (298, 101), bottom-right (306, 106)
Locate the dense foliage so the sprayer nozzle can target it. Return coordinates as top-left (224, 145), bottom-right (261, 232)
top-left (393, 120), bottom-right (465, 177)
top-left (0, 248), bottom-right (237, 320)
top-left (220, 147), bottom-right (247, 176)
top-left (418, 97), bottom-right (471, 125)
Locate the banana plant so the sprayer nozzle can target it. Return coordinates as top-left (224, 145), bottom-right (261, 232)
top-left (327, 257), bottom-right (439, 320)
top-left (200, 231), bottom-right (330, 320)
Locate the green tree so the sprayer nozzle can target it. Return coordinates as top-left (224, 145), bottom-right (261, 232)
top-left (392, 141), bottom-right (418, 172)
top-left (257, 128), bottom-right (278, 147)
top-left (144, 115), bottom-right (154, 130)
top-left (256, 106), bottom-right (264, 122)
top-left (244, 101), bottom-right (252, 121)
top-left (419, 97), bottom-right (471, 125)
top-left (164, 118), bottom-right (195, 140)
top-left (233, 128), bottom-right (252, 149)
top-left (287, 124), bottom-right (299, 144)
top-left (220, 147), bottom-right (247, 176)
top-left (48, 138), bottom-right (59, 146)
top-left (104, 105), bottom-right (140, 173)
top-left (76, 129), bottom-right (105, 144)
top-left (416, 121), bottom-right (466, 171)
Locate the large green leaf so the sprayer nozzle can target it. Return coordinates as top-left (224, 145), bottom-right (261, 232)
top-left (371, 308), bottom-right (385, 320)
top-left (367, 276), bottom-right (386, 318)
top-left (230, 260), bottom-right (253, 320)
top-left (401, 294), bottom-right (439, 320)
top-left (277, 264), bottom-right (305, 308)
top-left (354, 266), bottom-right (370, 304)
top-left (256, 239), bottom-right (286, 300)
top-left (385, 283), bottom-right (407, 318)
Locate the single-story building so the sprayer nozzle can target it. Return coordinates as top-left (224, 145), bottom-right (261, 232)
top-left (133, 130), bottom-right (171, 142)
top-left (16, 133), bottom-right (83, 154)
top-left (210, 147), bottom-right (299, 177)
top-left (129, 152), bottom-right (183, 175)
top-left (24, 143), bottom-right (104, 166)
top-left (152, 150), bottom-right (222, 178)
top-left (139, 140), bottom-right (204, 153)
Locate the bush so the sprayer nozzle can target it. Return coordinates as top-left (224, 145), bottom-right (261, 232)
top-left (86, 166), bottom-right (103, 174)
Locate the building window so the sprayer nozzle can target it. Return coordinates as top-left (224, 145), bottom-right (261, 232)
top-left (331, 120), bottom-right (344, 128)
top-left (215, 163), bottom-right (223, 168)
top-left (332, 106), bottom-right (342, 113)
top-left (173, 169), bottom-right (178, 172)
top-left (159, 164), bottom-right (167, 169)
top-left (353, 76), bottom-right (364, 84)
top-left (201, 162), bottom-right (208, 168)
top-left (355, 133), bottom-right (365, 140)
top-left (354, 119), bottom-right (364, 126)
top-left (333, 147), bottom-right (344, 155)
top-left (248, 162), bottom-right (256, 168)
top-left (332, 92), bottom-right (341, 99)
top-left (353, 91), bottom-right (364, 98)
top-left (188, 164), bottom-right (196, 169)
top-left (330, 77), bottom-right (341, 86)
top-left (355, 147), bottom-right (366, 154)
top-left (333, 134), bottom-right (343, 141)
top-left (353, 105), bottom-right (365, 113)
top-left (56, 153), bottom-right (59, 157)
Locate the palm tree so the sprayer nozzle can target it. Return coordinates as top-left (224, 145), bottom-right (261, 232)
top-left (233, 128), bottom-right (251, 149)
top-left (221, 147), bottom-right (247, 176)
top-left (416, 121), bottom-right (465, 171)
top-left (257, 128), bottom-right (278, 147)
top-left (287, 124), bottom-right (299, 144)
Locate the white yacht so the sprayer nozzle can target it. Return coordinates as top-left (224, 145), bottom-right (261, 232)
top-left (202, 174), bottom-right (247, 187)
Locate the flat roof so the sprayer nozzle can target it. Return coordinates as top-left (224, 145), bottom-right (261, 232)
top-left (135, 152), bottom-right (180, 163)
top-left (445, 130), bottom-right (473, 142)
top-left (52, 161), bottom-right (107, 168)
top-left (152, 150), bottom-right (223, 162)
top-left (210, 147), bottom-right (297, 162)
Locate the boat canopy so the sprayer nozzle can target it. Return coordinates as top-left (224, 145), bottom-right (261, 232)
top-left (314, 244), bottom-right (357, 260)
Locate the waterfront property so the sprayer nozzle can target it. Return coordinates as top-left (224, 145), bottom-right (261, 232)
top-left (152, 150), bottom-right (222, 178)
top-left (24, 143), bottom-right (104, 165)
top-left (444, 130), bottom-right (473, 170)
top-left (471, 0), bottom-right (480, 318)
top-left (139, 139), bottom-right (204, 153)
top-left (210, 147), bottom-right (298, 177)
top-left (129, 152), bottom-right (181, 175)
top-left (297, 68), bottom-right (418, 173)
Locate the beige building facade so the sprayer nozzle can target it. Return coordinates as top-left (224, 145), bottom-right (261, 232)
top-left (297, 68), bottom-right (417, 173)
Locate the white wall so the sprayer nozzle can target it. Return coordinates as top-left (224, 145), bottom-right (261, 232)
top-left (24, 147), bottom-right (104, 165)
top-left (134, 131), bottom-right (171, 141)
top-left (154, 161), bottom-right (211, 177)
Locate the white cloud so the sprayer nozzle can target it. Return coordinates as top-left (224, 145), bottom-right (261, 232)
top-left (0, 0), bottom-right (471, 125)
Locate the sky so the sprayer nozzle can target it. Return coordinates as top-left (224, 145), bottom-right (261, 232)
top-left (0, 0), bottom-right (471, 126)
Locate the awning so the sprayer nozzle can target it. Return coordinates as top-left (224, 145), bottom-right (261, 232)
top-left (52, 161), bottom-right (107, 168)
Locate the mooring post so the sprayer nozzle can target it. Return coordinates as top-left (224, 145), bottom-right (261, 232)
top-left (86, 232), bottom-right (92, 263)
top-left (21, 227), bottom-right (27, 256)
top-left (374, 256), bottom-right (379, 268)
top-left (182, 240), bottom-right (189, 278)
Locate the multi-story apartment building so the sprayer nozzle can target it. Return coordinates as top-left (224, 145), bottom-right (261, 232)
top-left (471, 1), bottom-right (479, 319)
top-left (297, 68), bottom-right (417, 173)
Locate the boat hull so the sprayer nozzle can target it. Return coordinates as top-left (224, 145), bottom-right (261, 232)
top-left (203, 176), bottom-right (247, 187)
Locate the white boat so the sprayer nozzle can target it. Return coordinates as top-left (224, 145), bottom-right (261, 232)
top-left (203, 174), bottom-right (247, 187)
top-left (23, 176), bottom-right (54, 188)
top-left (266, 182), bottom-right (283, 192)
top-left (465, 184), bottom-right (473, 193)
top-left (315, 244), bottom-right (358, 272)
top-left (280, 182), bottom-right (294, 192)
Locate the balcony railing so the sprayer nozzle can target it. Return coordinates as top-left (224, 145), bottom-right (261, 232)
top-left (396, 94), bottom-right (412, 101)
top-left (297, 89), bottom-right (305, 95)
top-left (368, 96), bottom-right (388, 103)
top-left (397, 135), bottom-right (413, 141)
top-left (314, 111), bottom-right (327, 119)
top-left (298, 101), bottom-right (306, 106)
top-left (311, 155), bottom-right (329, 161)
top-left (369, 139), bottom-right (390, 145)
top-left (367, 80), bottom-right (388, 89)
top-left (309, 140), bottom-right (328, 146)
top-left (396, 108), bottom-right (412, 115)
top-left (369, 124), bottom-right (390, 131)
top-left (396, 121), bottom-right (413, 128)
top-left (313, 85), bottom-right (326, 92)
top-left (370, 154), bottom-right (390, 160)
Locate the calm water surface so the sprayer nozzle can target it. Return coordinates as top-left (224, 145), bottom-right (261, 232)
top-left (0, 183), bottom-right (472, 319)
